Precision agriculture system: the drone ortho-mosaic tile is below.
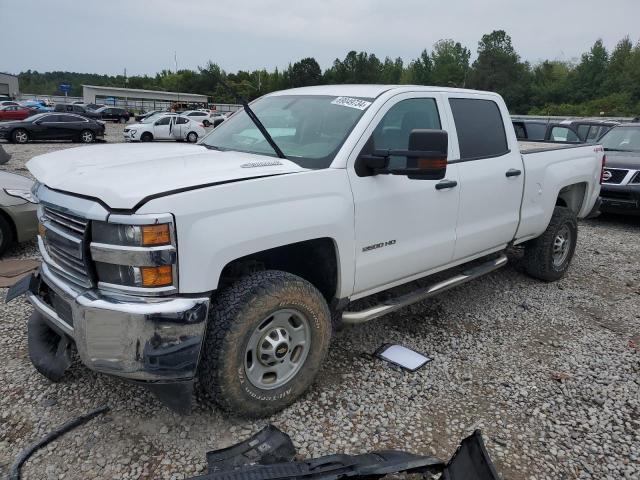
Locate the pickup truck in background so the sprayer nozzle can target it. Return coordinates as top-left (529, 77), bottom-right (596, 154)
top-left (512, 119), bottom-right (583, 143)
top-left (18, 85), bottom-right (604, 417)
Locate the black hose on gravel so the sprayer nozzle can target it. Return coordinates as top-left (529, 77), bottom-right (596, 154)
top-left (8, 405), bottom-right (110, 480)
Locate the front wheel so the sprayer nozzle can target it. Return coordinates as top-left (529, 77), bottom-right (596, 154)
top-left (199, 270), bottom-right (331, 417)
top-left (140, 132), bottom-right (153, 142)
top-left (524, 206), bottom-right (578, 282)
top-left (186, 131), bottom-right (198, 143)
top-left (79, 130), bottom-right (95, 143)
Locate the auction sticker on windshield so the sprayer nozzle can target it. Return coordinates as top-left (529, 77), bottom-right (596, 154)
top-left (331, 97), bottom-right (372, 110)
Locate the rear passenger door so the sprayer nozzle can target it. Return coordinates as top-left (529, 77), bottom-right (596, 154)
top-left (444, 95), bottom-right (524, 261)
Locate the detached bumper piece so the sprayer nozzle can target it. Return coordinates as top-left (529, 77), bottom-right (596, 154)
top-left (187, 426), bottom-right (500, 480)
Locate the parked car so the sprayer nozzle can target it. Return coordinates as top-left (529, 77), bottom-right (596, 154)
top-left (19, 100), bottom-right (53, 112)
top-left (86, 103), bottom-right (105, 111)
top-left (598, 123), bottom-right (640, 215)
top-left (181, 110), bottom-right (227, 127)
top-left (0, 100), bottom-right (20, 108)
top-left (134, 110), bottom-right (162, 122)
top-left (512, 119), bottom-right (582, 143)
top-left (16, 85), bottom-right (604, 417)
top-left (0, 112), bottom-right (105, 144)
top-left (0, 170), bottom-right (38, 256)
top-left (123, 113), bottom-right (204, 142)
top-left (560, 119), bottom-right (618, 143)
top-left (53, 103), bottom-right (100, 119)
top-left (0, 105), bottom-right (36, 121)
top-left (95, 106), bottom-right (130, 123)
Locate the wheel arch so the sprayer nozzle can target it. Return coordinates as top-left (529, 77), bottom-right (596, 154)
top-left (555, 182), bottom-right (588, 215)
top-left (217, 237), bottom-right (340, 303)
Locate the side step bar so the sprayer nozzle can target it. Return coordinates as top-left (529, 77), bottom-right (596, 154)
top-left (341, 253), bottom-right (508, 324)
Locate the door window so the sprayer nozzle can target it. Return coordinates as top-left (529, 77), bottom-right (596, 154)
top-left (155, 117), bottom-right (171, 126)
top-left (550, 126), bottom-right (579, 142)
top-left (59, 114), bottom-right (81, 122)
top-left (176, 116), bottom-right (189, 124)
top-left (372, 98), bottom-right (441, 168)
top-left (449, 98), bottom-right (509, 160)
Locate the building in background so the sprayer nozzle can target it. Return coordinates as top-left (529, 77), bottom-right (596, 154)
top-left (0, 73), bottom-right (19, 99)
top-left (82, 85), bottom-right (208, 112)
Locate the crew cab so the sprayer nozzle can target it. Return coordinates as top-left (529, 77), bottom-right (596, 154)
top-left (14, 85), bottom-right (603, 417)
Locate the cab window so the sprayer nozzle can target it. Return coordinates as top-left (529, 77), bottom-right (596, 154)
top-left (372, 98), bottom-right (441, 168)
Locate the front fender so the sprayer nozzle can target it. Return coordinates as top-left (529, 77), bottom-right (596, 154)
top-left (138, 169), bottom-right (355, 298)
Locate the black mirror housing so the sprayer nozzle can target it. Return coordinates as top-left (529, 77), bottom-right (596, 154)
top-left (355, 129), bottom-right (448, 180)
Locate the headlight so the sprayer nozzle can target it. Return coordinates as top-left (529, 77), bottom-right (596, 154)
top-left (129, 129), bottom-right (137, 134)
top-left (90, 216), bottom-right (177, 295)
top-left (4, 188), bottom-right (38, 204)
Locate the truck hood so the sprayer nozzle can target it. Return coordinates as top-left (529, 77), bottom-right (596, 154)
top-left (604, 150), bottom-right (640, 169)
top-left (27, 143), bottom-right (307, 210)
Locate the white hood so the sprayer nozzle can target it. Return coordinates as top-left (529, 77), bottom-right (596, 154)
top-left (27, 143), bottom-right (306, 209)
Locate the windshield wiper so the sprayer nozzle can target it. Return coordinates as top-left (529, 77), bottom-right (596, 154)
top-left (218, 79), bottom-right (286, 159)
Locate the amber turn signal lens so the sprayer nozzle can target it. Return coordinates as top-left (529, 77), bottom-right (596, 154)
top-left (141, 224), bottom-right (171, 246)
top-left (140, 265), bottom-right (173, 287)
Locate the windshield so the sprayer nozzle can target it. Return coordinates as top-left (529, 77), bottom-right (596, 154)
top-left (600, 126), bottom-right (640, 151)
top-left (201, 95), bottom-right (372, 168)
top-left (26, 113), bottom-right (48, 122)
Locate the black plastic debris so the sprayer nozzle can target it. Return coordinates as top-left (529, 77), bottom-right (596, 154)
top-left (0, 144), bottom-right (10, 165)
top-left (186, 426), bottom-right (500, 480)
top-left (207, 425), bottom-right (296, 472)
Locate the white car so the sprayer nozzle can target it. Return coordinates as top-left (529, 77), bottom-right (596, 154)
top-left (182, 110), bottom-right (227, 127)
top-left (123, 114), bottom-right (205, 143)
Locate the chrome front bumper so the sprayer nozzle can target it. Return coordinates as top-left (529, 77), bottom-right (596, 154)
top-left (27, 263), bottom-right (210, 382)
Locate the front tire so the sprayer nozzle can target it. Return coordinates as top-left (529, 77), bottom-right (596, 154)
top-left (140, 132), bottom-right (153, 142)
top-left (0, 214), bottom-right (15, 257)
top-left (199, 270), bottom-right (331, 417)
top-left (12, 128), bottom-right (29, 144)
top-left (79, 130), bottom-right (95, 143)
top-left (524, 206), bottom-right (578, 282)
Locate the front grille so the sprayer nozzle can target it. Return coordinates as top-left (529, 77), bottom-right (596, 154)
top-left (41, 206), bottom-right (93, 288)
top-left (603, 168), bottom-right (628, 184)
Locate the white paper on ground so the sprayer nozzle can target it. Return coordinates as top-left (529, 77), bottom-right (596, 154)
top-left (376, 344), bottom-right (432, 371)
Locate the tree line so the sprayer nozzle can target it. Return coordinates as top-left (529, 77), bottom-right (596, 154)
top-left (16, 30), bottom-right (640, 116)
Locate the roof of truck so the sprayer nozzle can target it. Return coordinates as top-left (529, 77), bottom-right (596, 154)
top-left (268, 84), bottom-right (495, 99)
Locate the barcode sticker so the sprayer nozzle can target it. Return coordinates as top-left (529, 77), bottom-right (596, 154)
top-left (331, 97), bottom-right (372, 110)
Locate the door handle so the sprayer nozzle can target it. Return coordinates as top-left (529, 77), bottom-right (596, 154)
top-left (505, 169), bottom-right (522, 177)
top-left (435, 179), bottom-right (458, 190)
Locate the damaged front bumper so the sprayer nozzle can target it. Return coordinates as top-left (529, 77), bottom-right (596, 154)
top-left (26, 263), bottom-right (210, 383)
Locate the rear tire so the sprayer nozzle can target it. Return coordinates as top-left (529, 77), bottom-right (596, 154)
top-left (187, 131), bottom-right (198, 143)
top-left (199, 270), bottom-right (331, 417)
top-left (0, 214), bottom-right (15, 257)
top-left (12, 128), bottom-right (29, 144)
top-left (524, 206), bottom-right (578, 282)
top-left (119, 117), bottom-right (126, 124)
top-left (140, 132), bottom-right (153, 142)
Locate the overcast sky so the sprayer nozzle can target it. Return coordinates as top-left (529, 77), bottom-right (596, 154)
top-left (1, 0), bottom-right (638, 76)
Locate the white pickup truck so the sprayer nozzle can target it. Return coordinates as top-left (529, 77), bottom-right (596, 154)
top-left (17, 85), bottom-right (604, 417)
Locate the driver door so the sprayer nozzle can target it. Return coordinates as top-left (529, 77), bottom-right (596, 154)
top-left (347, 93), bottom-right (460, 296)
top-left (153, 116), bottom-right (174, 140)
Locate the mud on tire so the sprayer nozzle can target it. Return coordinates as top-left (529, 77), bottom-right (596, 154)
top-left (199, 270), bottom-right (331, 417)
top-left (524, 206), bottom-right (578, 282)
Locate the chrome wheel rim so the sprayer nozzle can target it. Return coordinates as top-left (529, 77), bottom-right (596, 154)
top-left (244, 308), bottom-right (311, 390)
top-left (81, 131), bottom-right (93, 143)
top-left (15, 131), bottom-right (27, 143)
top-left (552, 225), bottom-right (571, 267)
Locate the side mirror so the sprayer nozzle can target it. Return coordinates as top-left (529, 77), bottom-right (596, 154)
top-left (355, 129), bottom-right (448, 180)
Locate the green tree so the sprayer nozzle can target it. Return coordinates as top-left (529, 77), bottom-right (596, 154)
top-left (569, 39), bottom-right (609, 102)
top-left (405, 49), bottom-right (432, 85)
top-left (431, 40), bottom-right (470, 87)
top-left (286, 58), bottom-right (322, 88)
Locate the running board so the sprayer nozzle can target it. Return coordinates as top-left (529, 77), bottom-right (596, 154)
top-left (341, 253), bottom-right (508, 324)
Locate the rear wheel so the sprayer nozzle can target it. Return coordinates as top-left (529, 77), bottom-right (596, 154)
top-left (524, 206), bottom-right (578, 282)
top-left (12, 128), bottom-right (29, 144)
top-left (199, 270), bottom-right (331, 417)
top-left (187, 131), bottom-right (198, 143)
top-left (79, 130), bottom-right (95, 143)
top-left (119, 117), bottom-right (126, 124)
top-left (140, 132), bottom-right (153, 142)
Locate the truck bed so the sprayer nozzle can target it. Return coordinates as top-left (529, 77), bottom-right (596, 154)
top-left (518, 141), bottom-right (589, 154)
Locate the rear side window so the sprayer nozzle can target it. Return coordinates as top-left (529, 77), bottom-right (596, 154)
top-left (176, 116), bottom-right (189, 124)
top-left (449, 98), bottom-right (509, 160)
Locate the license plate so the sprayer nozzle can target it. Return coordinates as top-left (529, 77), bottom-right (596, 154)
top-left (5, 273), bottom-right (39, 303)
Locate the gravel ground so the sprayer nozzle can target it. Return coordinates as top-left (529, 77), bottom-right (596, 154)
top-left (1, 128), bottom-right (638, 479)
